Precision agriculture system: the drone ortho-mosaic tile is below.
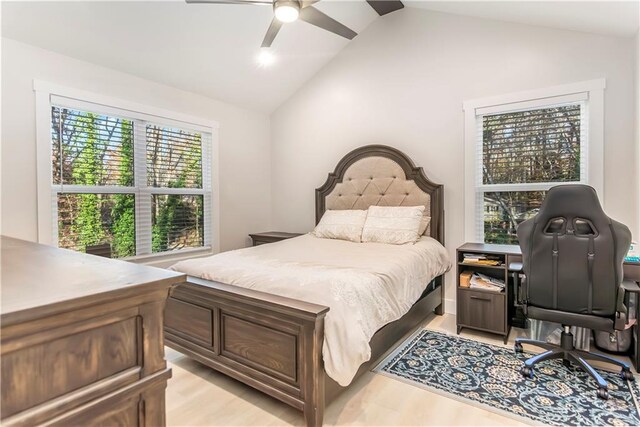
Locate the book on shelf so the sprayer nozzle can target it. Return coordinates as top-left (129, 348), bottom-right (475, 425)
top-left (461, 253), bottom-right (502, 266)
top-left (469, 272), bottom-right (505, 292)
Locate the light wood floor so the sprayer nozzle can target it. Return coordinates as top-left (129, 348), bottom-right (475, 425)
top-left (165, 313), bottom-right (532, 426)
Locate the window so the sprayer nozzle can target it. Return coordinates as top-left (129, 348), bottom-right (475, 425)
top-left (480, 103), bottom-right (585, 244)
top-left (37, 84), bottom-right (217, 259)
top-left (464, 80), bottom-right (605, 245)
top-left (145, 125), bottom-right (206, 254)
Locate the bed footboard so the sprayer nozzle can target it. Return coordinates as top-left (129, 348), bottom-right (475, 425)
top-left (164, 274), bottom-right (444, 426)
top-left (164, 277), bottom-right (329, 427)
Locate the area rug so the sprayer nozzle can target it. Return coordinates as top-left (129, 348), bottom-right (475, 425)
top-left (374, 329), bottom-right (640, 426)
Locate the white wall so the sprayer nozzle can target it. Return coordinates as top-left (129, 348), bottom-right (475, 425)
top-left (636, 30), bottom-right (640, 240)
top-left (1, 38), bottom-right (271, 253)
top-left (271, 9), bottom-right (638, 313)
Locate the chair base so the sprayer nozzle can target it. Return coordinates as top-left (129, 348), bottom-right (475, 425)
top-left (515, 327), bottom-right (634, 400)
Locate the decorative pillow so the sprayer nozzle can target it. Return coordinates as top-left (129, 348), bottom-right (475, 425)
top-left (419, 215), bottom-right (432, 236)
top-left (313, 210), bottom-right (367, 243)
top-left (362, 206), bottom-right (425, 245)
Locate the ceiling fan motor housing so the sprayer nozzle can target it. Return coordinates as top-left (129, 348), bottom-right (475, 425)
top-left (273, 0), bottom-right (300, 22)
top-left (184, 0), bottom-right (404, 47)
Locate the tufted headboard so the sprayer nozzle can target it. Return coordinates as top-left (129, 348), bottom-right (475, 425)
top-left (315, 145), bottom-right (444, 245)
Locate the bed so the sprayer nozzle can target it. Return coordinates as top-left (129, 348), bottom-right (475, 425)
top-left (163, 145), bottom-right (448, 426)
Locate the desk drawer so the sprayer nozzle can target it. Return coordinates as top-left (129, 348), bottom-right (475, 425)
top-left (457, 289), bottom-right (505, 334)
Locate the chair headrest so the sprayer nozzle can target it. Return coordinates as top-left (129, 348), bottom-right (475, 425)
top-left (535, 184), bottom-right (608, 229)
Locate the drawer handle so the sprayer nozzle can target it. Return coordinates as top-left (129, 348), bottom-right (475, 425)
top-left (470, 296), bottom-right (491, 302)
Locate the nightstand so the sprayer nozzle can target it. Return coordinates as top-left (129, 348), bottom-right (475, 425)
top-left (249, 231), bottom-right (303, 246)
top-left (456, 243), bottom-right (521, 344)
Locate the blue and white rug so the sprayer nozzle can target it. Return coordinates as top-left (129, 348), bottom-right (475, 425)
top-left (375, 330), bottom-right (640, 426)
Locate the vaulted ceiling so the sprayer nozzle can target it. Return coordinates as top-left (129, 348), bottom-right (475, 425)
top-left (410, 1), bottom-right (639, 38)
top-left (2, 1), bottom-right (638, 113)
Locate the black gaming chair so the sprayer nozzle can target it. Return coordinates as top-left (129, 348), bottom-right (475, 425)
top-left (514, 184), bottom-right (634, 400)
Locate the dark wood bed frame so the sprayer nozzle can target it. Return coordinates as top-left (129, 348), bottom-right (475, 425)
top-left (163, 145), bottom-right (445, 426)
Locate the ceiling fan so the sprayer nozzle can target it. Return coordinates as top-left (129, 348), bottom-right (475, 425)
top-left (185, 0), bottom-right (404, 47)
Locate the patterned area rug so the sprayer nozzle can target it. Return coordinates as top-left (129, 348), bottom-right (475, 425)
top-left (375, 330), bottom-right (640, 426)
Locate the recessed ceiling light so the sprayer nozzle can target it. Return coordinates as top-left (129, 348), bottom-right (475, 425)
top-left (274, 0), bottom-right (300, 23)
top-left (257, 48), bottom-right (275, 67)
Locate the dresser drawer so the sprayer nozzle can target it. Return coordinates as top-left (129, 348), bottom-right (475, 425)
top-left (1, 317), bottom-right (140, 418)
top-left (457, 289), bottom-right (506, 334)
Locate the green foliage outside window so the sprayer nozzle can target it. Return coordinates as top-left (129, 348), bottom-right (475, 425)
top-left (147, 126), bottom-right (204, 253)
top-left (110, 120), bottom-right (136, 257)
top-left (53, 108), bottom-right (205, 258)
top-left (152, 193), bottom-right (204, 253)
top-left (54, 109), bottom-right (135, 257)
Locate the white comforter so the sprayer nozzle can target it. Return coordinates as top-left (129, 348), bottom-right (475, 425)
top-left (170, 234), bottom-right (451, 386)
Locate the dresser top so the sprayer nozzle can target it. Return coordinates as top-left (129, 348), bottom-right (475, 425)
top-left (1, 236), bottom-right (185, 324)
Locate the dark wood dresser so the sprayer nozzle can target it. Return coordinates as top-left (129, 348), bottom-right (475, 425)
top-left (0, 236), bottom-right (185, 426)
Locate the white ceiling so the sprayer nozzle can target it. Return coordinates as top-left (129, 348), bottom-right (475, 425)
top-left (2, 1), bottom-right (638, 113)
top-left (407, 1), bottom-right (640, 38)
top-left (1, 0), bottom-right (380, 113)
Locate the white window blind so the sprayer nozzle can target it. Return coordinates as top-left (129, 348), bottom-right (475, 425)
top-left (474, 96), bottom-right (589, 244)
top-left (49, 100), bottom-right (212, 259)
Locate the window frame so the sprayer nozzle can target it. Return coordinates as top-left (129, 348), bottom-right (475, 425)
top-left (34, 80), bottom-right (220, 262)
top-left (463, 79), bottom-right (605, 244)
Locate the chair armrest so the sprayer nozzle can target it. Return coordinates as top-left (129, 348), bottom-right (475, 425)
top-left (510, 266), bottom-right (526, 305)
top-left (508, 262), bottom-right (523, 272)
top-left (622, 279), bottom-right (640, 294)
top-left (614, 280), bottom-right (638, 330)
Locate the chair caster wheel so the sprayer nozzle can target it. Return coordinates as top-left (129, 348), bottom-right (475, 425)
top-left (520, 366), bottom-right (534, 379)
top-left (597, 387), bottom-right (609, 400)
top-left (621, 368), bottom-right (635, 381)
top-left (514, 343), bottom-right (523, 354)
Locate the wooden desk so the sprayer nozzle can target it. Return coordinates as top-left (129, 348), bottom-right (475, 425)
top-left (459, 243), bottom-right (639, 333)
top-left (625, 261), bottom-right (640, 282)
top-left (623, 261), bottom-right (640, 372)
top-left (456, 243), bottom-right (523, 343)
top-left (0, 237), bottom-right (185, 426)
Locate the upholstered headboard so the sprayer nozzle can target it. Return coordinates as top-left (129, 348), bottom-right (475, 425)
top-left (315, 145), bottom-right (444, 244)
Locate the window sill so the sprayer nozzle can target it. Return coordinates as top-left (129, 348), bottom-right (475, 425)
top-left (125, 246), bottom-right (214, 267)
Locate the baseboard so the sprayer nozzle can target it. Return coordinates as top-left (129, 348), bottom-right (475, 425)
top-left (444, 297), bottom-right (456, 315)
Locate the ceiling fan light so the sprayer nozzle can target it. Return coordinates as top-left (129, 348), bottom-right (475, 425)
top-left (274, 1), bottom-right (299, 23)
top-left (257, 48), bottom-right (275, 67)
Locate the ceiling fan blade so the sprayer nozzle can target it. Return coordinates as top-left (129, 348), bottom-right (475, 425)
top-left (366, 0), bottom-right (404, 16)
top-left (185, 0), bottom-right (272, 5)
top-left (298, 6), bottom-right (357, 40)
top-left (261, 18), bottom-right (284, 47)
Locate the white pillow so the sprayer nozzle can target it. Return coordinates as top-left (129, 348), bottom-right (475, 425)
top-left (313, 210), bottom-right (367, 242)
top-left (419, 215), bottom-right (432, 236)
top-left (362, 206), bottom-right (425, 245)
